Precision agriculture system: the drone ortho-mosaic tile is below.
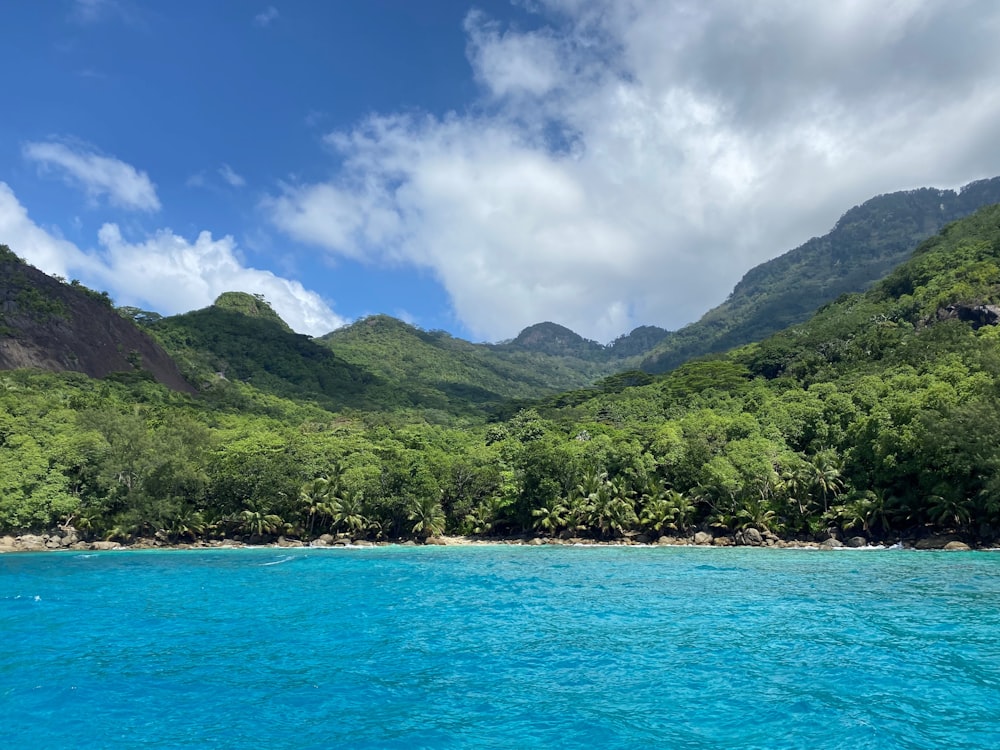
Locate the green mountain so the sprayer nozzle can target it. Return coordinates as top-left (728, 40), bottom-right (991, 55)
top-left (146, 294), bottom-right (378, 411)
top-left (494, 321), bottom-right (607, 359)
top-left (639, 177), bottom-right (1000, 372)
top-left (145, 303), bottom-right (623, 417)
top-left (316, 315), bottom-right (622, 414)
top-left (212, 291), bottom-right (293, 332)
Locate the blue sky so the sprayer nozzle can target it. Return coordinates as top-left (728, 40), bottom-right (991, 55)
top-left (3, 1), bottom-right (1000, 342)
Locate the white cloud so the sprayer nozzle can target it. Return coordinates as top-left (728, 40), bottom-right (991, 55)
top-left (254, 6), bottom-right (279, 27)
top-left (93, 225), bottom-right (344, 335)
top-left (218, 164), bottom-right (246, 188)
top-left (0, 183), bottom-right (96, 278)
top-left (265, 0), bottom-right (1000, 343)
top-left (464, 10), bottom-right (567, 98)
top-left (23, 141), bottom-right (161, 212)
top-left (0, 182), bottom-right (344, 336)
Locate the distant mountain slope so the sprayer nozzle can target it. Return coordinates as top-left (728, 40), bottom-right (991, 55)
top-left (639, 177), bottom-right (1000, 373)
top-left (317, 315), bottom-right (621, 411)
top-left (494, 321), bottom-right (607, 359)
top-left (732, 201), bottom-right (1000, 383)
top-left (0, 245), bottom-right (194, 393)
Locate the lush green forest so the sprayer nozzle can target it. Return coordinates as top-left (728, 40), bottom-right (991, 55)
top-left (3, 203), bottom-right (1000, 547)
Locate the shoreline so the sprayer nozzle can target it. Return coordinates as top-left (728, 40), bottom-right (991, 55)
top-left (2, 530), bottom-right (994, 554)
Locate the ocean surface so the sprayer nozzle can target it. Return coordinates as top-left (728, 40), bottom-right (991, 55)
top-left (2, 545), bottom-right (999, 749)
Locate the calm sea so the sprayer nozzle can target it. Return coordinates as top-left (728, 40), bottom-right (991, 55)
top-left (2, 545), bottom-right (999, 749)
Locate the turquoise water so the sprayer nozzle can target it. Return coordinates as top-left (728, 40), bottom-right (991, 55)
top-left (2, 546), bottom-right (999, 749)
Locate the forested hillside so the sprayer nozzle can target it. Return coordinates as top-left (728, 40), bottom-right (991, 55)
top-left (317, 315), bottom-right (623, 413)
top-left (639, 177), bottom-right (1000, 372)
top-left (3, 204), bottom-right (1000, 547)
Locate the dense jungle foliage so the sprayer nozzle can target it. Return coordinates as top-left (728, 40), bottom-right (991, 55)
top-left (3, 204), bottom-right (1000, 544)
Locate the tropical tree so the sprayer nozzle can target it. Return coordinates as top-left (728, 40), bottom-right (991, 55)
top-left (637, 474), bottom-right (692, 536)
top-left (235, 501), bottom-right (284, 537)
top-left (780, 463), bottom-right (815, 518)
top-left (927, 491), bottom-right (973, 532)
top-left (532, 495), bottom-right (568, 536)
top-left (326, 490), bottom-right (369, 538)
top-left (408, 494), bottom-right (446, 540)
top-left (588, 478), bottom-right (637, 539)
top-left (665, 489), bottom-right (697, 534)
top-left (465, 495), bottom-right (507, 536)
top-left (733, 492), bottom-right (777, 532)
top-left (808, 450), bottom-right (844, 513)
top-left (166, 508), bottom-right (207, 542)
top-left (298, 477), bottom-right (330, 536)
top-left (639, 491), bottom-right (674, 536)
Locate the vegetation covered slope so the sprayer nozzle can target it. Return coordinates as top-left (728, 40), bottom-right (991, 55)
top-left (146, 295), bottom-right (382, 412)
top-left (4, 205), bottom-right (1000, 547)
top-left (317, 315), bottom-right (625, 412)
top-left (529, 203), bottom-right (1000, 541)
top-left (640, 177), bottom-right (1000, 373)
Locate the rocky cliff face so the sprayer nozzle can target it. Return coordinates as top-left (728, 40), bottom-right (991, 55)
top-left (0, 252), bottom-right (195, 393)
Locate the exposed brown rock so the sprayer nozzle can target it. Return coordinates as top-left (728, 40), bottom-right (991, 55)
top-left (943, 541), bottom-right (972, 551)
top-left (914, 535), bottom-right (961, 550)
top-left (0, 256), bottom-right (195, 393)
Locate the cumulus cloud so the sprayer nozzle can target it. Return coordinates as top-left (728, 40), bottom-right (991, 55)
top-left (0, 183), bottom-right (96, 278)
top-left (0, 182), bottom-right (344, 336)
top-left (265, 0), bottom-right (1000, 342)
top-left (23, 141), bottom-right (161, 212)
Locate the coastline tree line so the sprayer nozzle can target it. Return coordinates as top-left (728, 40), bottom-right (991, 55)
top-left (3, 205), bottom-right (1000, 544)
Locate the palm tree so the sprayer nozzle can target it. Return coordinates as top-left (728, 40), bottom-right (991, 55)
top-left (588, 479), bottom-right (637, 539)
top-left (575, 469), bottom-right (607, 503)
top-left (236, 501), bottom-right (284, 538)
top-left (298, 477), bottom-right (330, 536)
top-left (808, 451), bottom-right (844, 513)
top-left (734, 492), bottom-right (777, 532)
top-left (640, 492), bottom-right (673, 536)
top-left (779, 464), bottom-right (816, 531)
top-left (637, 473), bottom-right (671, 536)
top-left (167, 508), bottom-right (207, 542)
top-left (408, 494), bottom-right (446, 540)
top-left (326, 490), bottom-right (369, 537)
top-left (927, 491), bottom-right (972, 531)
top-left (466, 496), bottom-right (505, 536)
top-left (532, 495), bottom-right (568, 537)
top-left (665, 489), bottom-right (696, 534)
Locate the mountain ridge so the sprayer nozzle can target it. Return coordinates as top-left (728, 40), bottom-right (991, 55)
top-left (638, 177), bottom-right (1000, 372)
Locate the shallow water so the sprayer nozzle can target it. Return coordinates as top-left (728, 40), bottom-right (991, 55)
top-left (2, 546), bottom-right (999, 749)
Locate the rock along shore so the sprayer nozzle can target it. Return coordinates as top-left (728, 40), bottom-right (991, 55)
top-left (0, 529), bottom-right (990, 554)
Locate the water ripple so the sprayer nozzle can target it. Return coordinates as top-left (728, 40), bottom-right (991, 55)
top-left (2, 546), bottom-right (999, 748)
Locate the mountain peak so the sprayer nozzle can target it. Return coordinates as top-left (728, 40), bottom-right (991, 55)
top-left (212, 292), bottom-right (291, 332)
top-left (503, 322), bottom-right (605, 357)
